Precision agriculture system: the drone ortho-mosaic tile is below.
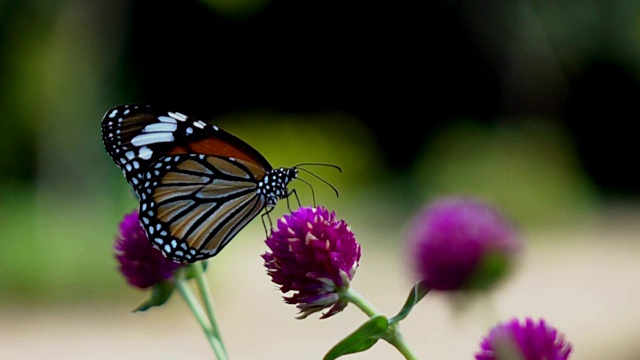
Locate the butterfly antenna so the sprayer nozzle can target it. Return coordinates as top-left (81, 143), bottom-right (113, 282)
top-left (294, 162), bottom-right (342, 173)
top-left (296, 165), bottom-right (341, 199)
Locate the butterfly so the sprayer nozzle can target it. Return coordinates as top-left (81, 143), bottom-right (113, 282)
top-left (101, 104), bottom-right (338, 263)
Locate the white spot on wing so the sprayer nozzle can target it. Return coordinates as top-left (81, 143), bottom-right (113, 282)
top-left (169, 112), bottom-right (188, 121)
top-left (144, 123), bottom-right (178, 133)
top-left (139, 146), bottom-right (153, 160)
top-left (132, 132), bottom-right (175, 146)
top-left (193, 121), bottom-right (205, 129)
top-left (158, 115), bottom-right (177, 124)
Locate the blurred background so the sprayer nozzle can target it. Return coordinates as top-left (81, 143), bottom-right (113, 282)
top-left (1, 1), bottom-right (639, 359)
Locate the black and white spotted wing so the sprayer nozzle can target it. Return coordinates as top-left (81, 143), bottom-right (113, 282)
top-left (139, 154), bottom-right (275, 262)
top-left (101, 104), bottom-right (298, 263)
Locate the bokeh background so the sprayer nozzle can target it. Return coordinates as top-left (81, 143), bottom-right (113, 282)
top-left (1, 1), bottom-right (639, 359)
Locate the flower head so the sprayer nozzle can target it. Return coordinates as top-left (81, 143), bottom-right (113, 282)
top-left (407, 196), bottom-right (521, 291)
top-left (262, 206), bottom-right (361, 319)
top-left (114, 210), bottom-right (183, 289)
top-left (476, 317), bottom-right (572, 360)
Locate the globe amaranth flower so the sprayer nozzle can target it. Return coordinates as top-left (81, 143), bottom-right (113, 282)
top-left (407, 196), bottom-right (522, 291)
top-left (262, 206), bottom-right (361, 319)
top-left (114, 210), bottom-right (183, 289)
top-left (476, 317), bottom-right (572, 360)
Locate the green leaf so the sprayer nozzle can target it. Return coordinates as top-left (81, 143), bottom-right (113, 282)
top-left (323, 315), bottom-right (389, 360)
top-left (133, 280), bottom-right (176, 312)
top-left (389, 280), bottom-right (430, 324)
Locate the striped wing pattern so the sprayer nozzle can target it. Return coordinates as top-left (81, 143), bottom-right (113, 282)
top-left (139, 154), bottom-right (267, 263)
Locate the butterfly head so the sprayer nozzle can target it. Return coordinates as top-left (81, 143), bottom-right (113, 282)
top-left (259, 167), bottom-right (298, 207)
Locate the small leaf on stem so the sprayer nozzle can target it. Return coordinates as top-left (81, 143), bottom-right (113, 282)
top-left (323, 315), bottom-right (388, 360)
top-left (389, 280), bottom-right (430, 324)
top-left (133, 280), bottom-right (176, 312)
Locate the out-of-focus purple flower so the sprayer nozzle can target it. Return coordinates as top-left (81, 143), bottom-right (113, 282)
top-left (262, 206), bottom-right (361, 319)
top-left (475, 317), bottom-right (572, 360)
top-left (407, 196), bottom-right (522, 291)
top-left (114, 210), bottom-right (183, 289)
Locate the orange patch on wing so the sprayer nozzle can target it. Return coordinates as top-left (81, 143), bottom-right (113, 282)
top-left (167, 146), bottom-right (190, 155)
top-left (168, 138), bottom-right (259, 164)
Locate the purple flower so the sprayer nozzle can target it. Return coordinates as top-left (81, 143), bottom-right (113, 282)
top-left (114, 210), bottom-right (183, 289)
top-left (407, 196), bottom-right (521, 291)
top-left (476, 317), bottom-right (572, 360)
top-left (262, 206), bottom-right (361, 319)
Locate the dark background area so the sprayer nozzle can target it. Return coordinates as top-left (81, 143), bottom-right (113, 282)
top-left (123, 0), bottom-right (639, 196)
top-left (1, 1), bottom-right (638, 197)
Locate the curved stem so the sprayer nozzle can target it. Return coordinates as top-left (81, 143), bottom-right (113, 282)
top-left (341, 287), bottom-right (419, 360)
top-left (386, 324), bottom-right (419, 360)
top-left (193, 261), bottom-right (226, 353)
top-left (176, 276), bottom-right (228, 360)
top-left (339, 287), bottom-right (381, 317)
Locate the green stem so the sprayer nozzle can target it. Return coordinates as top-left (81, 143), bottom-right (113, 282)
top-left (385, 324), bottom-right (419, 360)
top-left (193, 261), bottom-right (226, 353)
top-left (339, 287), bottom-right (381, 317)
top-left (176, 277), bottom-right (228, 360)
top-left (341, 287), bottom-right (419, 360)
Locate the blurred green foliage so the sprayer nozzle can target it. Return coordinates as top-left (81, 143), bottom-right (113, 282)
top-left (0, 0), bottom-right (634, 305)
top-left (197, 0), bottom-right (271, 19)
top-left (412, 119), bottom-right (598, 228)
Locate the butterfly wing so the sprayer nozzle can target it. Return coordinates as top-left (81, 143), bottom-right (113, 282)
top-left (102, 104), bottom-right (273, 190)
top-left (139, 154), bottom-right (267, 263)
top-left (102, 104), bottom-right (276, 263)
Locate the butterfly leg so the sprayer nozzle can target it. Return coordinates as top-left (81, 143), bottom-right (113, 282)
top-left (261, 207), bottom-right (275, 237)
top-left (285, 188), bottom-right (302, 213)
